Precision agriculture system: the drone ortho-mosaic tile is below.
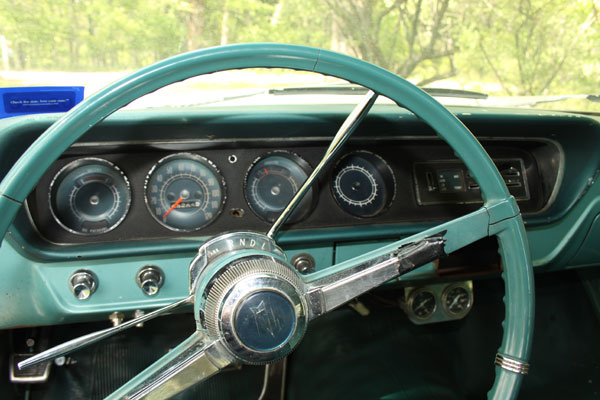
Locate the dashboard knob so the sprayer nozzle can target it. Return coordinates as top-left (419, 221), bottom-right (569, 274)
top-left (69, 270), bottom-right (97, 300)
top-left (291, 253), bottom-right (315, 274)
top-left (137, 266), bottom-right (164, 296)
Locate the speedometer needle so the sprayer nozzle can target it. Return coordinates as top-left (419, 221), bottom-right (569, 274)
top-left (163, 197), bottom-right (183, 219)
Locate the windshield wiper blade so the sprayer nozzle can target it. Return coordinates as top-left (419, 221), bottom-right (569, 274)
top-left (530, 94), bottom-right (600, 105)
top-left (420, 88), bottom-right (488, 99)
top-left (268, 85), bottom-right (369, 95)
top-left (268, 84), bottom-right (489, 100)
top-left (588, 94), bottom-right (600, 102)
top-left (490, 94), bottom-right (600, 107)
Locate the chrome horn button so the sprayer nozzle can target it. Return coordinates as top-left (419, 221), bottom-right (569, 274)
top-left (200, 254), bottom-right (307, 364)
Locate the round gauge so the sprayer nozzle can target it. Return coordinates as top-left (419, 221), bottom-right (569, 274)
top-left (442, 284), bottom-right (473, 318)
top-left (245, 152), bottom-right (314, 223)
top-left (145, 153), bottom-right (225, 232)
top-left (332, 151), bottom-right (395, 218)
top-left (409, 288), bottom-right (437, 320)
top-left (49, 158), bottom-right (131, 235)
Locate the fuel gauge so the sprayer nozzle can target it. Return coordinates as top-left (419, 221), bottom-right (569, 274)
top-left (49, 158), bottom-right (131, 235)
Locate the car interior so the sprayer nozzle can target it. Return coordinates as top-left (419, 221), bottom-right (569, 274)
top-left (0, 36), bottom-right (599, 400)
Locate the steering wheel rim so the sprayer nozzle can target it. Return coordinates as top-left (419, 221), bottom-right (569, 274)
top-left (0, 43), bottom-right (534, 399)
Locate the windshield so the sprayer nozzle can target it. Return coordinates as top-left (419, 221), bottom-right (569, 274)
top-left (0, 0), bottom-right (598, 112)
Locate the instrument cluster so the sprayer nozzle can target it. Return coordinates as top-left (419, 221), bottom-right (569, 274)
top-left (31, 138), bottom-right (542, 245)
top-left (45, 148), bottom-right (398, 237)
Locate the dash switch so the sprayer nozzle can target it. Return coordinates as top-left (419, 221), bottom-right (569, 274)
top-left (137, 266), bottom-right (164, 296)
top-left (437, 169), bottom-right (466, 193)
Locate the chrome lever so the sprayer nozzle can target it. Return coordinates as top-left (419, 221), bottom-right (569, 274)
top-left (18, 296), bottom-right (193, 370)
top-left (267, 90), bottom-right (378, 239)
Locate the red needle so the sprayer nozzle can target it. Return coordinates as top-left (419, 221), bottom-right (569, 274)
top-left (163, 197), bottom-right (183, 219)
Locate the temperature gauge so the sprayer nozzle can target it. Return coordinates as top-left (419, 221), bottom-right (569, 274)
top-left (244, 152), bottom-right (315, 223)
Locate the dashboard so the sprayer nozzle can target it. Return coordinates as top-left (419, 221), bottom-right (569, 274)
top-left (1, 103), bottom-right (600, 329)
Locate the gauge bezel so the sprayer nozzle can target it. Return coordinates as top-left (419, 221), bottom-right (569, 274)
top-left (48, 157), bottom-right (132, 236)
top-left (143, 152), bottom-right (227, 233)
top-left (331, 150), bottom-right (396, 219)
top-left (407, 287), bottom-right (437, 321)
top-left (441, 282), bottom-right (473, 318)
top-left (243, 150), bottom-right (316, 224)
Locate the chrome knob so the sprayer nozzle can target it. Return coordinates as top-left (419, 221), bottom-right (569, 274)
top-left (137, 266), bottom-right (164, 296)
top-left (69, 270), bottom-right (97, 300)
top-left (291, 253), bottom-right (315, 274)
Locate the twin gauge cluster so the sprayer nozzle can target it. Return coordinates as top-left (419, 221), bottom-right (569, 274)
top-left (48, 150), bottom-right (396, 235)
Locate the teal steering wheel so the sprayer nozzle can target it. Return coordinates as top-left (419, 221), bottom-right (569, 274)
top-left (0, 44), bottom-right (534, 399)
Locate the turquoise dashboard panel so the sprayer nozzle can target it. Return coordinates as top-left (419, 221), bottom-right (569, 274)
top-left (283, 243), bottom-right (334, 272)
top-left (567, 214), bottom-right (600, 267)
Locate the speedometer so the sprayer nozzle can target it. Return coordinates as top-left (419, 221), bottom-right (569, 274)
top-left (144, 153), bottom-right (225, 232)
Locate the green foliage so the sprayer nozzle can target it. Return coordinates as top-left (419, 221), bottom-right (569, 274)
top-left (465, 0), bottom-right (599, 95)
top-left (0, 0), bottom-right (597, 98)
top-left (0, 0), bottom-right (185, 70)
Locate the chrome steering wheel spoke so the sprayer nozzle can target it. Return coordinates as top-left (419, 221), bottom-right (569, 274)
top-left (107, 332), bottom-right (232, 400)
top-left (302, 207), bottom-right (491, 319)
top-left (18, 296), bottom-right (193, 371)
top-left (267, 90), bottom-right (378, 239)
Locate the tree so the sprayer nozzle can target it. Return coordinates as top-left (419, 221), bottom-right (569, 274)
top-left (324, 0), bottom-right (463, 85)
top-left (0, 0), bottom-right (597, 101)
top-left (468, 0), bottom-right (598, 95)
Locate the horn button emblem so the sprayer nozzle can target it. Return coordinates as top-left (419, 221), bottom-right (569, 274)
top-left (234, 290), bottom-right (296, 352)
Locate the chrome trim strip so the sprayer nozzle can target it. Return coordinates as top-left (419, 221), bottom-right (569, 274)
top-left (495, 353), bottom-right (530, 375)
top-left (68, 135), bottom-right (559, 147)
top-left (70, 137), bottom-right (334, 147)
